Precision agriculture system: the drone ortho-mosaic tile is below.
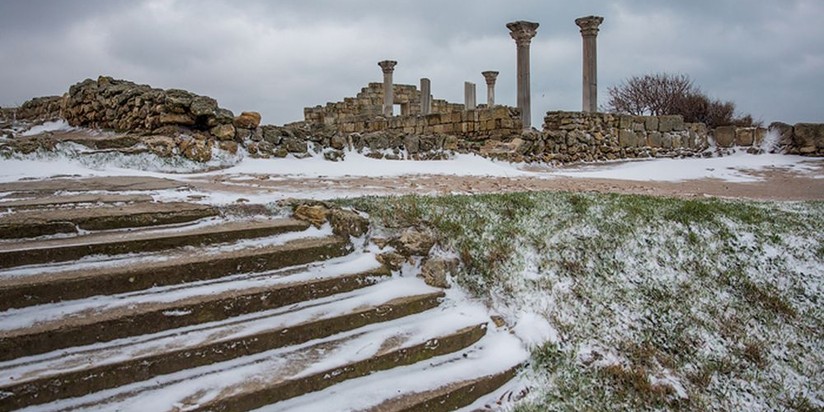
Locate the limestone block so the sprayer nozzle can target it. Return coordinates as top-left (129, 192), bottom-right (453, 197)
top-left (658, 115), bottom-right (683, 132)
top-left (671, 133), bottom-right (683, 148)
top-left (794, 123), bottom-right (824, 150)
top-left (644, 116), bottom-right (659, 132)
top-left (632, 122), bottom-right (645, 132)
top-left (234, 112), bottom-right (261, 129)
top-left (159, 113), bottom-right (195, 126)
top-left (647, 131), bottom-right (662, 147)
top-left (210, 124), bottom-right (236, 141)
top-left (714, 126), bottom-right (736, 147)
top-left (735, 128), bottom-right (755, 146)
top-left (619, 130), bottom-right (637, 148)
top-left (618, 115), bottom-right (633, 129)
top-left (769, 122), bottom-right (794, 146)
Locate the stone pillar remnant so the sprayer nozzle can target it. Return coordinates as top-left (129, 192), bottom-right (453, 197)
top-left (481, 71), bottom-right (499, 107)
top-left (506, 21), bottom-right (539, 129)
top-left (464, 82), bottom-right (477, 110)
top-left (378, 60), bottom-right (397, 117)
top-left (420, 78), bottom-right (432, 115)
top-left (575, 16), bottom-right (604, 113)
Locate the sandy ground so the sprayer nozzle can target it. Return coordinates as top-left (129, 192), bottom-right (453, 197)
top-left (184, 162), bottom-right (824, 202)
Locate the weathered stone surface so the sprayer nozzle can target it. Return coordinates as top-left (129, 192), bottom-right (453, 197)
top-left (323, 149), bottom-right (345, 162)
top-left (735, 128), bottom-right (755, 146)
top-left (283, 137), bottom-right (308, 153)
top-left (647, 132), bottom-right (662, 147)
top-left (658, 115), bottom-right (683, 132)
top-left (769, 122), bottom-right (794, 146)
top-left (794, 123), bottom-right (824, 150)
top-left (219, 141), bottom-right (239, 155)
top-left (393, 227), bottom-right (437, 256)
top-left (376, 252), bottom-right (406, 271)
top-left (234, 112), bottom-right (261, 129)
top-left (144, 136), bottom-right (176, 157)
top-left (329, 209), bottom-right (368, 238)
top-left (330, 134), bottom-right (347, 150)
top-left (293, 204), bottom-right (329, 227)
top-left (618, 130), bottom-right (637, 148)
top-left (159, 113), bottom-right (195, 126)
top-left (181, 139), bottom-right (212, 162)
top-left (210, 124), bottom-right (236, 141)
top-left (190, 96), bottom-right (218, 117)
top-left (420, 256), bottom-right (459, 288)
top-left (714, 126), bottom-right (736, 148)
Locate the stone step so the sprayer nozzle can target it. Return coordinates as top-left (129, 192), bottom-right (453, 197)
top-left (0, 193), bottom-right (154, 210)
top-left (0, 201), bottom-right (218, 239)
top-left (0, 279), bottom-right (443, 410)
top-left (29, 308), bottom-right (488, 412)
top-left (0, 234), bottom-right (349, 310)
top-left (0, 257), bottom-right (391, 361)
top-left (0, 176), bottom-right (186, 195)
top-left (263, 328), bottom-right (528, 412)
top-left (0, 218), bottom-right (310, 269)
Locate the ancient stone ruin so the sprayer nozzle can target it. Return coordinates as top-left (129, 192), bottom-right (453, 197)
top-left (2, 16), bottom-right (823, 161)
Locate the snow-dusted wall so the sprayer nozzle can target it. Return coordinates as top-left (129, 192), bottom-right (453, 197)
top-left (542, 111), bottom-right (711, 162)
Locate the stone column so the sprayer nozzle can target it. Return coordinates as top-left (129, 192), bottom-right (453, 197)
top-left (378, 60), bottom-right (397, 117)
top-left (420, 78), bottom-right (432, 115)
top-left (507, 21), bottom-right (539, 129)
top-left (464, 82), bottom-right (476, 110)
top-left (481, 71), bottom-right (499, 107)
top-left (575, 16), bottom-right (604, 113)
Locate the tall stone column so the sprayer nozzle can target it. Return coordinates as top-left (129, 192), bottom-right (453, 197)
top-left (575, 16), bottom-right (604, 113)
top-left (378, 60), bottom-right (397, 117)
top-left (464, 82), bottom-right (476, 110)
top-left (507, 21), bottom-right (539, 129)
top-left (482, 71), bottom-right (499, 107)
top-left (420, 78), bottom-right (431, 115)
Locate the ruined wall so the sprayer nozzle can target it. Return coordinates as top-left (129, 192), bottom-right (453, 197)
top-left (8, 96), bottom-right (64, 123)
top-left (333, 106), bottom-right (522, 138)
top-left (765, 122), bottom-right (824, 156)
top-left (304, 83), bottom-right (463, 126)
top-left (542, 111), bottom-right (710, 162)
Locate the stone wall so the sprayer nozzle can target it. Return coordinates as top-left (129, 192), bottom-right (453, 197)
top-left (767, 122), bottom-right (824, 156)
top-left (542, 111), bottom-right (710, 162)
top-left (333, 106), bottom-right (522, 139)
top-left (9, 96), bottom-right (64, 122)
top-left (304, 83), bottom-right (463, 126)
top-left (713, 126), bottom-right (767, 149)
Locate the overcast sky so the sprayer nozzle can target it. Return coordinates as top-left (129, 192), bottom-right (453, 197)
top-left (1, 0), bottom-right (822, 127)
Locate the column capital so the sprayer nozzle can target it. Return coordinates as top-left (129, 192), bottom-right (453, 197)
top-left (575, 16), bottom-right (604, 37)
top-left (378, 60), bottom-right (397, 74)
top-left (506, 21), bottom-right (539, 47)
top-left (481, 71), bottom-right (499, 85)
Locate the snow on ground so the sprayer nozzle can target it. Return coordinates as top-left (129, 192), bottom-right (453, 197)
top-left (0, 146), bottom-right (821, 185)
top-left (19, 120), bottom-right (75, 137)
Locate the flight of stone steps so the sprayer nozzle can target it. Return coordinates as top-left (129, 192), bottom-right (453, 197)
top-left (0, 177), bottom-right (526, 411)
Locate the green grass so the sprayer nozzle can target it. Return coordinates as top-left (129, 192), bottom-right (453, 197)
top-left (338, 192), bottom-right (824, 411)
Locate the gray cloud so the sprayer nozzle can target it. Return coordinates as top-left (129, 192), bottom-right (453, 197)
top-left (1, 0), bottom-right (821, 126)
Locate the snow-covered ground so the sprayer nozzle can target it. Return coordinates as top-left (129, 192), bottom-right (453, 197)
top-left (0, 143), bottom-right (821, 185)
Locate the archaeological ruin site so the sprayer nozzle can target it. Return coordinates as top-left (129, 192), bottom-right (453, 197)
top-left (2, 18), bottom-right (822, 164)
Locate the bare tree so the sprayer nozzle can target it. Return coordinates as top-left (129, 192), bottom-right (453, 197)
top-left (607, 73), bottom-right (694, 116)
top-left (607, 72), bottom-right (756, 128)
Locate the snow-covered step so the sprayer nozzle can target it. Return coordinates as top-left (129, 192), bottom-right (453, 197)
top-left (0, 253), bottom-right (391, 361)
top-left (0, 233), bottom-right (350, 310)
top-left (25, 305), bottom-right (489, 412)
top-left (0, 278), bottom-right (443, 410)
top-left (0, 201), bottom-right (218, 239)
top-left (0, 176), bottom-right (186, 196)
top-left (0, 193), bottom-right (153, 210)
top-left (264, 330), bottom-right (527, 412)
top-left (0, 218), bottom-right (310, 269)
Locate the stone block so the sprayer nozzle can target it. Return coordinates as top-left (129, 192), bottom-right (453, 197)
top-left (644, 116), bottom-right (659, 132)
top-left (619, 130), bottom-right (637, 148)
top-left (658, 115), bottom-right (683, 132)
top-left (735, 128), bottom-right (754, 146)
top-left (794, 123), bottom-right (824, 150)
top-left (618, 115), bottom-right (633, 129)
top-left (769, 122), bottom-right (794, 146)
top-left (714, 126), bottom-right (736, 147)
top-left (647, 132), bottom-right (662, 147)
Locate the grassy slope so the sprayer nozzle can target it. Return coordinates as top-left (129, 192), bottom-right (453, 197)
top-left (340, 192), bottom-right (823, 412)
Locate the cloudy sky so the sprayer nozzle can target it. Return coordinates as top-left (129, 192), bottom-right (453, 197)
top-left (1, 0), bottom-right (822, 127)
